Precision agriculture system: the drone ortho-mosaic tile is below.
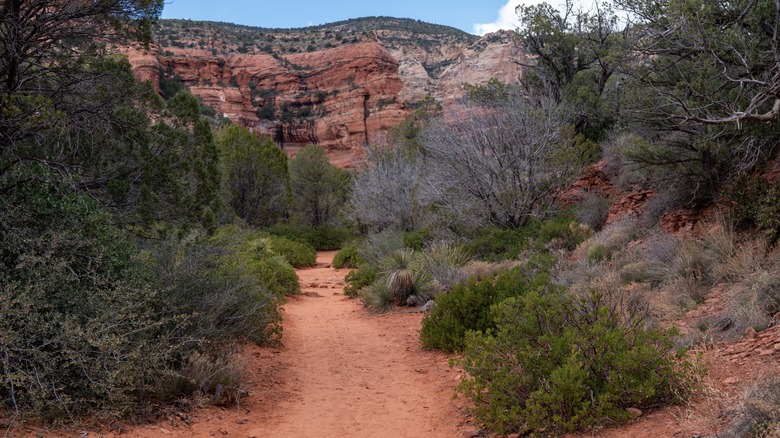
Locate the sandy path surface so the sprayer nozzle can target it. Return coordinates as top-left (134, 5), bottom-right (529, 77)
top-left (107, 251), bottom-right (467, 438)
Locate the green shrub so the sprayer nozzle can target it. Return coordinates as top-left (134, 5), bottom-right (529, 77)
top-left (465, 211), bottom-right (587, 261)
top-left (465, 227), bottom-right (531, 261)
top-left (265, 235), bottom-right (316, 267)
top-left (333, 243), bottom-right (360, 269)
top-left (266, 224), bottom-right (354, 250)
top-left (456, 290), bottom-right (694, 435)
top-left (403, 229), bottom-right (429, 250)
top-left (587, 244), bottom-right (610, 263)
top-left (344, 265), bottom-right (379, 298)
top-left (214, 227), bottom-right (301, 296)
top-left (726, 176), bottom-right (780, 243)
top-left (420, 255), bottom-right (558, 352)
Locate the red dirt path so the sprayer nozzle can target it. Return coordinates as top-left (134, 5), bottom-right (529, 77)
top-left (117, 251), bottom-right (466, 438)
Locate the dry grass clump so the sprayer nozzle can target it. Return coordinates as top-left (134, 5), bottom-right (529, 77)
top-left (713, 235), bottom-right (769, 283)
top-left (179, 352), bottom-right (247, 406)
top-left (461, 260), bottom-right (518, 281)
top-left (415, 242), bottom-right (473, 291)
top-left (723, 376), bottom-right (780, 438)
top-left (714, 269), bottom-right (780, 338)
top-left (573, 215), bottom-right (639, 263)
top-left (574, 193), bottom-right (611, 231)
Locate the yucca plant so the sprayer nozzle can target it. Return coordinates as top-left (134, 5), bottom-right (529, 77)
top-left (380, 249), bottom-right (416, 305)
top-left (415, 243), bottom-right (473, 291)
top-left (359, 281), bottom-right (394, 313)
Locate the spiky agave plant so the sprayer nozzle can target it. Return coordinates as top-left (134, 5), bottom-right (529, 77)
top-left (380, 249), bottom-right (415, 305)
top-left (359, 281), bottom-right (394, 313)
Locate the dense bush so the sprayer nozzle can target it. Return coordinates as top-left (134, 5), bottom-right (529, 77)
top-left (464, 227), bottom-right (531, 262)
top-left (214, 227), bottom-right (301, 296)
top-left (332, 243), bottom-right (360, 269)
top-left (456, 290), bottom-right (693, 435)
top-left (0, 190), bottom-right (282, 418)
top-left (266, 224), bottom-right (354, 250)
top-left (265, 235), bottom-right (317, 267)
top-left (465, 212), bottom-right (588, 261)
top-left (343, 264), bottom-right (379, 298)
top-left (420, 255), bottom-right (557, 352)
top-left (726, 176), bottom-right (780, 244)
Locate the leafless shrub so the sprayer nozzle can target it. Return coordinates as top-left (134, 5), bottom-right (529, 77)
top-left (348, 146), bottom-right (440, 232)
top-left (713, 270), bottom-right (780, 339)
top-left (641, 191), bottom-right (682, 228)
top-left (356, 230), bottom-right (404, 266)
top-left (420, 88), bottom-right (595, 229)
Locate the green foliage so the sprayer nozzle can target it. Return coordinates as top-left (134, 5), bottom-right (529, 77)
top-left (159, 72), bottom-right (185, 99)
top-left (456, 290), bottom-right (693, 435)
top-left (265, 235), bottom-right (317, 268)
top-left (289, 144), bottom-right (350, 227)
top-left (465, 211), bottom-right (588, 261)
top-left (420, 256), bottom-right (558, 352)
top-left (402, 230), bottom-right (429, 250)
top-left (216, 125), bottom-right (290, 227)
top-left (587, 244), bottom-right (610, 263)
top-left (343, 265), bottom-right (379, 298)
top-left (213, 227), bottom-right (301, 296)
top-left (333, 243), bottom-right (360, 269)
top-left (465, 227), bottom-right (532, 262)
top-left (726, 176), bottom-right (780, 244)
top-left (266, 223), bottom-right (354, 250)
top-left (386, 96), bottom-right (441, 152)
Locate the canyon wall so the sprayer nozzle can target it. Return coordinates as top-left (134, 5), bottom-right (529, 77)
top-left (125, 19), bottom-right (527, 166)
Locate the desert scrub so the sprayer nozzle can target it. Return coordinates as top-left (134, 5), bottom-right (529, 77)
top-left (456, 290), bottom-right (695, 435)
top-left (214, 226), bottom-right (301, 296)
top-left (723, 376), bottom-right (780, 437)
top-left (414, 242), bottom-right (472, 291)
top-left (465, 210), bottom-right (587, 261)
top-left (420, 253), bottom-right (558, 352)
top-left (265, 235), bottom-right (316, 267)
top-left (266, 224), bottom-right (354, 250)
top-left (333, 242), bottom-right (360, 269)
top-left (343, 264), bottom-right (378, 298)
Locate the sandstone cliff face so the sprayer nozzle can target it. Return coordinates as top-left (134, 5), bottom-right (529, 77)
top-left (126, 19), bottom-right (528, 166)
top-left (435, 31), bottom-right (529, 103)
top-left (155, 42), bottom-right (405, 164)
top-left (120, 44), bottom-right (161, 91)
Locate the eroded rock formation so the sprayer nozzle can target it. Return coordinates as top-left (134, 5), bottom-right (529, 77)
top-left (123, 18), bottom-right (528, 166)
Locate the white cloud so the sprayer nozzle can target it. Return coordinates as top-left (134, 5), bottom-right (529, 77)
top-left (473, 0), bottom-right (528, 35)
top-left (474, 0), bottom-right (591, 35)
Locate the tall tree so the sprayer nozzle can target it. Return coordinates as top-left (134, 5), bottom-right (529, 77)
top-left (289, 145), bottom-right (349, 227)
top-left (518, 0), bottom-right (626, 138)
top-left (216, 124), bottom-right (290, 227)
top-left (617, 0), bottom-right (780, 203)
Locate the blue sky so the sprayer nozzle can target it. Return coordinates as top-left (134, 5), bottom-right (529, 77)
top-left (160, 1), bottom-right (544, 35)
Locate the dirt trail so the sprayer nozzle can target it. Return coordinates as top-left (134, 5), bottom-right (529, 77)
top-left (118, 251), bottom-right (466, 438)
